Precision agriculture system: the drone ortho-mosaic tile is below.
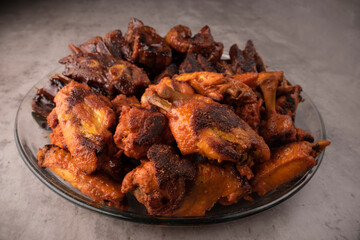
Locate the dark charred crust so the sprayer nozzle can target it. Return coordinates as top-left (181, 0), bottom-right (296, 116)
top-left (134, 114), bottom-right (167, 146)
top-left (208, 138), bottom-right (242, 162)
top-left (147, 145), bottom-right (197, 189)
top-left (66, 86), bottom-right (92, 110)
top-left (191, 103), bottom-right (240, 133)
top-left (179, 53), bottom-right (203, 73)
top-left (80, 136), bottom-right (104, 154)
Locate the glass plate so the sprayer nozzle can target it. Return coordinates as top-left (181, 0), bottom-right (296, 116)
top-left (15, 67), bottom-right (327, 226)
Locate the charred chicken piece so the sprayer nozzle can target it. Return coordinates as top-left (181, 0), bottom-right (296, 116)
top-left (111, 94), bottom-right (140, 115)
top-left (258, 72), bottom-right (297, 146)
top-left (145, 85), bottom-right (270, 163)
top-left (32, 74), bottom-right (71, 117)
top-left (235, 98), bottom-right (264, 132)
top-left (37, 145), bottom-right (127, 209)
top-left (113, 106), bottom-right (173, 159)
top-left (122, 144), bottom-right (250, 216)
top-left (230, 40), bottom-right (266, 74)
top-left (179, 53), bottom-right (216, 73)
top-left (252, 140), bottom-right (330, 196)
top-left (276, 84), bottom-right (303, 119)
top-left (68, 36), bottom-right (112, 56)
top-left (122, 18), bottom-right (172, 69)
top-left (174, 72), bottom-right (257, 104)
top-left (59, 53), bottom-right (150, 98)
top-left (121, 144), bottom-right (196, 215)
top-left (53, 81), bottom-right (117, 174)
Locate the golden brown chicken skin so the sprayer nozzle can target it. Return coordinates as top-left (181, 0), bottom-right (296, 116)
top-left (174, 72), bottom-right (257, 104)
top-left (144, 85), bottom-right (270, 163)
top-left (121, 145), bottom-right (250, 216)
top-left (121, 145), bottom-right (196, 215)
top-left (113, 105), bottom-right (173, 159)
top-left (53, 81), bottom-right (116, 174)
top-left (37, 145), bottom-right (127, 209)
top-left (252, 140), bottom-right (331, 196)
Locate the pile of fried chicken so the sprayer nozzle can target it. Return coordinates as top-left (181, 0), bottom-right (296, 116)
top-left (32, 18), bottom-right (330, 216)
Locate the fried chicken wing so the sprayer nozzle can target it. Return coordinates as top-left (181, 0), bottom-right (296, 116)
top-left (122, 18), bottom-right (172, 69)
top-left (258, 72), bottom-right (297, 146)
top-left (145, 85), bottom-right (270, 163)
top-left (113, 106), bottom-right (173, 159)
top-left (53, 81), bottom-right (116, 174)
top-left (174, 72), bottom-right (257, 104)
top-left (121, 145), bottom-right (196, 215)
top-left (252, 140), bottom-right (330, 196)
top-left (59, 52), bottom-right (150, 98)
top-left (121, 145), bottom-right (250, 216)
top-left (37, 145), bottom-right (126, 209)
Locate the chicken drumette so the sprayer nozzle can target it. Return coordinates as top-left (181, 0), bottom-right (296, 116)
top-left (143, 83), bottom-right (270, 163)
top-left (121, 144), bottom-right (250, 216)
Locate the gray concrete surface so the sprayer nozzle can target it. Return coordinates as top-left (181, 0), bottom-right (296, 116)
top-left (1, 0), bottom-right (359, 239)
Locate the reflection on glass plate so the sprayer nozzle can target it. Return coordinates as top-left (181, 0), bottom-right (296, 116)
top-left (15, 68), bottom-right (327, 225)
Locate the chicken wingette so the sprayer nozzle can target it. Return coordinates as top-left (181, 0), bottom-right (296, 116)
top-left (252, 140), bottom-right (331, 196)
top-left (143, 83), bottom-right (270, 163)
top-left (53, 81), bottom-right (116, 174)
top-left (37, 145), bottom-right (127, 209)
top-left (121, 145), bottom-right (250, 216)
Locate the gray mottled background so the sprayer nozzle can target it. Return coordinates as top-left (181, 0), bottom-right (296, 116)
top-left (0, 0), bottom-right (359, 239)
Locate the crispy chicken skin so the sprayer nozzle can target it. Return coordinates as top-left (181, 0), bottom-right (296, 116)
top-left (144, 85), bottom-right (270, 163)
top-left (59, 53), bottom-right (150, 98)
top-left (235, 98), bottom-right (264, 132)
top-left (53, 81), bottom-right (116, 174)
top-left (113, 106), bottom-right (173, 159)
top-left (47, 108), bottom-right (66, 149)
top-left (111, 94), bottom-right (140, 115)
top-left (37, 145), bottom-right (126, 209)
top-left (252, 140), bottom-right (331, 196)
top-left (122, 145), bottom-right (250, 216)
top-left (121, 145), bottom-right (196, 215)
top-left (174, 72), bottom-right (257, 103)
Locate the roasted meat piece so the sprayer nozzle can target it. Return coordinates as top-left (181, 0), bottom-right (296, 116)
top-left (235, 98), bottom-right (264, 132)
top-left (165, 25), bottom-right (223, 63)
top-left (37, 145), bottom-right (127, 209)
top-left (276, 84), bottom-right (303, 119)
top-left (230, 40), bottom-right (266, 74)
top-left (174, 72), bottom-right (257, 103)
top-left (153, 63), bottom-right (179, 83)
top-left (113, 106), bottom-right (173, 159)
top-left (252, 140), bottom-right (330, 196)
top-left (68, 36), bottom-right (112, 56)
top-left (145, 85), bottom-right (270, 163)
top-left (104, 30), bottom-right (128, 59)
top-left (179, 53), bottom-right (216, 73)
top-left (122, 145), bottom-right (196, 215)
top-left (59, 52), bottom-right (150, 98)
top-left (111, 94), bottom-right (140, 115)
top-left (32, 74), bottom-right (70, 117)
top-left (258, 72), bottom-right (297, 146)
top-left (121, 18), bottom-right (172, 69)
top-left (53, 81), bottom-right (117, 174)
top-left (122, 144), bottom-right (250, 216)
